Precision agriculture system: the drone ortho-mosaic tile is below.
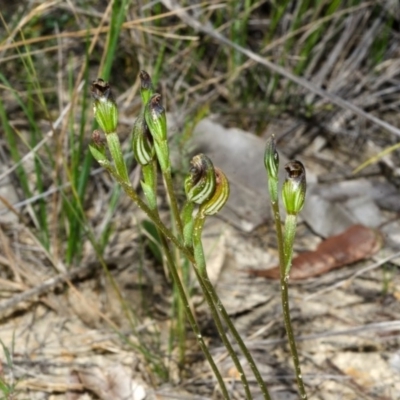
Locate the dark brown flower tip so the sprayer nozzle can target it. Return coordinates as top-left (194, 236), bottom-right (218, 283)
top-left (190, 154), bottom-right (209, 185)
top-left (282, 160), bottom-right (306, 215)
top-left (185, 154), bottom-right (216, 205)
top-left (149, 93), bottom-right (163, 113)
top-left (139, 70), bottom-right (152, 90)
top-left (284, 160), bottom-right (305, 181)
top-left (145, 93), bottom-right (167, 142)
top-left (91, 78), bottom-right (113, 102)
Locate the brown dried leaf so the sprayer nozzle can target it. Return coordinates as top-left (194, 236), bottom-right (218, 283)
top-left (249, 224), bottom-right (382, 280)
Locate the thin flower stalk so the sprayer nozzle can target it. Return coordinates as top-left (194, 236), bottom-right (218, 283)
top-left (158, 221), bottom-right (231, 399)
top-left (203, 279), bottom-right (272, 400)
top-left (264, 137), bottom-right (308, 399)
top-left (191, 170), bottom-right (252, 400)
top-left (187, 162), bottom-right (271, 400)
top-left (192, 215), bottom-right (271, 400)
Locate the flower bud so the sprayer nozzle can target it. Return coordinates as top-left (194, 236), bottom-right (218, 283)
top-left (264, 135), bottom-right (279, 180)
top-left (282, 160), bottom-right (306, 216)
top-left (91, 79), bottom-right (118, 134)
top-left (185, 154), bottom-right (216, 205)
top-left (144, 94), bottom-right (167, 142)
top-left (264, 135), bottom-right (280, 203)
top-left (132, 115), bottom-right (154, 165)
top-left (139, 70), bottom-right (153, 105)
top-left (201, 168), bottom-right (230, 216)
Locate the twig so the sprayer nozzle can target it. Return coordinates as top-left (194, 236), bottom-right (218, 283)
top-left (247, 320), bottom-right (400, 347)
top-left (0, 263), bottom-right (97, 318)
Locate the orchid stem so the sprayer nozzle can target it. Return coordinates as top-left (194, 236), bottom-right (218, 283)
top-left (193, 213), bottom-right (272, 399)
top-left (270, 200), bottom-right (308, 399)
top-left (193, 213), bottom-right (253, 400)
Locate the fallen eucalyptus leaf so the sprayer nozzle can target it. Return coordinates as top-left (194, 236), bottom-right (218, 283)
top-left (249, 224), bottom-right (382, 280)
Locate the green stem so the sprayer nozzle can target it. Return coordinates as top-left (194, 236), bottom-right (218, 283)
top-left (105, 163), bottom-right (189, 260)
top-left (180, 200), bottom-right (194, 297)
top-left (270, 200), bottom-right (308, 399)
top-left (142, 161), bottom-right (186, 364)
top-left (193, 213), bottom-right (271, 400)
top-left (161, 224), bottom-right (230, 398)
top-left (162, 167), bottom-right (184, 238)
top-left (181, 201), bottom-right (195, 248)
top-left (207, 283), bottom-right (271, 399)
top-left (193, 213), bottom-right (254, 400)
top-left (140, 161), bottom-right (229, 397)
top-left (284, 214), bottom-right (297, 278)
top-left (157, 163), bottom-right (188, 362)
top-left (152, 137), bottom-right (184, 238)
top-left (159, 230), bottom-right (229, 397)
